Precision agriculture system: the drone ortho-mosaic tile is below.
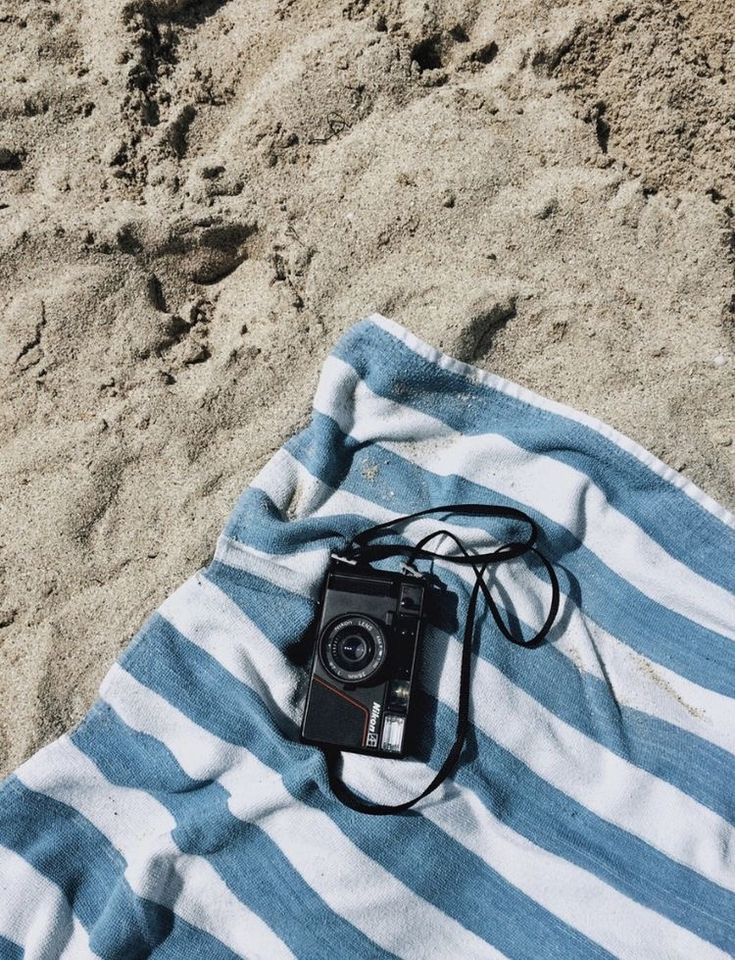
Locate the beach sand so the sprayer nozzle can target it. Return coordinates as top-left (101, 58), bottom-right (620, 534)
top-left (0, 0), bottom-right (733, 776)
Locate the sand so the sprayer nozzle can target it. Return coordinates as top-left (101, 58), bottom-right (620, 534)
top-left (0, 0), bottom-right (733, 777)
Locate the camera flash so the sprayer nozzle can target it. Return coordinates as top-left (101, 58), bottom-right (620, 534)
top-left (380, 714), bottom-right (405, 753)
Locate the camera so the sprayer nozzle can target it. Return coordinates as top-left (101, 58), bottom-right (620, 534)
top-left (300, 559), bottom-right (426, 758)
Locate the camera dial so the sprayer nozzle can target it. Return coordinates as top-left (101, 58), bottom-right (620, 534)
top-left (320, 616), bottom-right (387, 683)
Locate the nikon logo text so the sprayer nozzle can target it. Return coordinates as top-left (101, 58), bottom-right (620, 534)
top-left (366, 701), bottom-right (381, 747)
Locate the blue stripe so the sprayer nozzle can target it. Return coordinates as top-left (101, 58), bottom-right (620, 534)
top-left (71, 700), bottom-right (401, 960)
top-left (120, 613), bottom-right (621, 960)
top-left (124, 605), bottom-right (735, 953)
top-left (249, 410), bottom-right (732, 697)
top-left (209, 544), bottom-right (735, 825)
top-left (0, 777), bottom-right (242, 959)
top-left (335, 319), bottom-right (735, 593)
top-left (0, 934), bottom-right (22, 960)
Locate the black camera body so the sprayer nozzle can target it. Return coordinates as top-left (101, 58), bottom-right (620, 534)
top-left (300, 559), bottom-right (426, 758)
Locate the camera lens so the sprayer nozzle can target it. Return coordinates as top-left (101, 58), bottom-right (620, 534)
top-left (337, 633), bottom-right (369, 665)
top-left (320, 616), bottom-right (387, 683)
top-left (331, 625), bottom-right (374, 673)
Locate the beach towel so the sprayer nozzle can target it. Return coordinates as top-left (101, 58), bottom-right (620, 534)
top-left (0, 313), bottom-right (733, 960)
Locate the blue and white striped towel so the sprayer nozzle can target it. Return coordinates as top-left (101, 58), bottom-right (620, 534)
top-left (0, 313), bottom-right (733, 960)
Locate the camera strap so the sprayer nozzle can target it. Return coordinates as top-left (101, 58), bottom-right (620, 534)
top-left (323, 503), bottom-right (560, 815)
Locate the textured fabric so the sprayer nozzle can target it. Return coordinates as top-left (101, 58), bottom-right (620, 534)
top-left (0, 313), bottom-right (733, 960)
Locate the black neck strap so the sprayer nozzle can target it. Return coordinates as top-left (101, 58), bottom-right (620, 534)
top-left (323, 503), bottom-right (560, 815)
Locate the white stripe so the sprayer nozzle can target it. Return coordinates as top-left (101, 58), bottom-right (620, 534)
top-left (0, 845), bottom-right (101, 960)
top-left (231, 448), bottom-right (735, 757)
top-left (156, 569), bottom-right (729, 960)
top-left (209, 473), bottom-right (735, 892)
top-left (102, 664), bottom-right (508, 960)
top-left (370, 313), bottom-right (735, 530)
top-left (15, 740), bottom-right (294, 960)
top-left (316, 353), bottom-right (735, 641)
